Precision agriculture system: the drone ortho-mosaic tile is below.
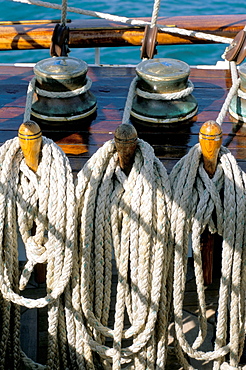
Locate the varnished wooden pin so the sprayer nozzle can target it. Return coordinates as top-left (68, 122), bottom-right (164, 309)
top-left (18, 120), bottom-right (42, 173)
top-left (199, 120), bottom-right (222, 286)
top-left (199, 120), bottom-right (222, 178)
top-left (18, 120), bottom-right (45, 284)
top-left (114, 124), bottom-right (138, 176)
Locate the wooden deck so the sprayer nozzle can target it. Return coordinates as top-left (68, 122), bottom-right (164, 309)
top-left (1, 63), bottom-right (246, 173)
top-left (1, 62), bottom-right (246, 369)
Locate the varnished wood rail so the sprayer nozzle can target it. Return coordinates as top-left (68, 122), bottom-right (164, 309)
top-left (0, 14), bottom-right (246, 50)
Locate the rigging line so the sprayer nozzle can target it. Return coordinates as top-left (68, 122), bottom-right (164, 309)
top-left (11, 0), bottom-right (232, 44)
top-left (61, 0), bottom-right (67, 25)
top-left (150, 0), bottom-right (161, 28)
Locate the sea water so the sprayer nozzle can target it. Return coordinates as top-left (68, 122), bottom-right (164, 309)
top-left (0, 0), bottom-right (246, 66)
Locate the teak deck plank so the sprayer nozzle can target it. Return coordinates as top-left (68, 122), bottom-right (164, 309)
top-left (0, 63), bottom-right (245, 174)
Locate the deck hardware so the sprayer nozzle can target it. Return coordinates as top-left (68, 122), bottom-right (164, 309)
top-left (50, 23), bottom-right (70, 57)
top-left (18, 120), bottom-right (47, 284)
top-left (31, 56), bottom-right (97, 126)
top-left (131, 58), bottom-right (198, 126)
top-left (114, 123), bottom-right (138, 176)
top-left (229, 62), bottom-right (246, 121)
top-left (199, 120), bottom-right (222, 285)
top-left (140, 24), bottom-right (158, 59)
top-left (18, 120), bottom-right (42, 173)
top-left (224, 29), bottom-right (246, 64)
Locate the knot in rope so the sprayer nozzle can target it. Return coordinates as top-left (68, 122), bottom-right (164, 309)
top-left (19, 236), bottom-right (48, 291)
top-left (25, 235), bottom-right (48, 263)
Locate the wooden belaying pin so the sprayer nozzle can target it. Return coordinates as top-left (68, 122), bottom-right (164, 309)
top-left (18, 120), bottom-right (42, 173)
top-left (199, 120), bottom-right (222, 286)
top-left (114, 124), bottom-right (138, 176)
top-left (199, 120), bottom-right (222, 178)
top-left (18, 120), bottom-right (45, 284)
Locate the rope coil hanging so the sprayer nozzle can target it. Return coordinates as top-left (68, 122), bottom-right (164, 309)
top-left (71, 7), bottom-right (175, 358)
top-left (167, 47), bottom-right (246, 368)
top-left (0, 134), bottom-right (76, 369)
top-left (74, 135), bottom-right (173, 369)
top-left (169, 143), bottom-right (246, 369)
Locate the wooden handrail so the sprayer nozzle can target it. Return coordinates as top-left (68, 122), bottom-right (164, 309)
top-left (0, 14), bottom-right (246, 51)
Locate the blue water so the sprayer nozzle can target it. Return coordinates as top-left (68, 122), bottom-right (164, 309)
top-left (0, 0), bottom-right (246, 66)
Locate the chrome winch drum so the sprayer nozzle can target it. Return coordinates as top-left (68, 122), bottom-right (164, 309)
top-left (31, 56), bottom-right (97, 125)
top-left (229, 62), bottom-right (246, 122)
top-left (130, 58), bottom-right (198, 127)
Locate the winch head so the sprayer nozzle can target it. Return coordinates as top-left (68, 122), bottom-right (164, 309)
top-left (31, 56), bottom-right (97, 127)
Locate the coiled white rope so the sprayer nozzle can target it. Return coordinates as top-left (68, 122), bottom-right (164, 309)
top-left (0, 135), bottom-right (76, 368)
top-left (169, 144), bottom-right (246, 369)
top-left (74, 138), bottom-right (173, 369)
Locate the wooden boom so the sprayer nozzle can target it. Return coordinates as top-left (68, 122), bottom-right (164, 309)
top-left (0, 14), bottom-right (246, 51)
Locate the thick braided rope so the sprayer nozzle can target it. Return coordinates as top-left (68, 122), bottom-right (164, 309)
top-left (0, 136), bottom-right (76, 369)
top-left (122, 77), bottom-right (138, 124)
top-left (24, 76), bottom-right (92, 122)
top-left (0, 137), bottom-right (75, 309)
top-left (150, 0), bottom-right (161, 28)
top-left (35, 77), bottom-right (92, 98)
top-left (213, 149), bottom-right (246, 370)
top-left (0, 150), bottom-right (21, 369)
top-left (60, 0), bottom-right (67, 25)
top-left (136, 80), bottom-right (194, 100)
top-left (75, 138), bottom-right (172, 368)
top-left (216, 61), bottom-right (240, 125)
top-left (11, 0), bottom-right (232, 44)
top-left (169, 144), bottom-right (246, 368)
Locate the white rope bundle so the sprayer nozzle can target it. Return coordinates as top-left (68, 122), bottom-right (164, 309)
top-left (169, 143), bottom-right (246, 369)
top-left (0, 136), bottom-right (76, 369)
top-left (74, 138), bottom-right (173, 369)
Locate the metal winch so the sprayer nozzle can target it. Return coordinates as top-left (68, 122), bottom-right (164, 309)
top-left (130, 58), bottom-right (198, 127)
top-left (31, 56), bottom-right (97, 126)
top-left (229, 62), bottom-right (246, 122)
